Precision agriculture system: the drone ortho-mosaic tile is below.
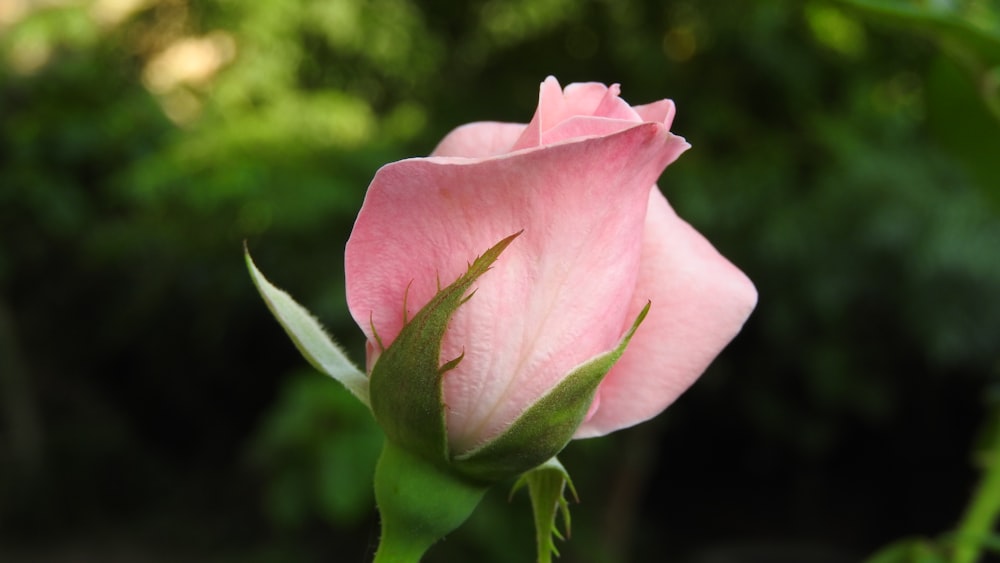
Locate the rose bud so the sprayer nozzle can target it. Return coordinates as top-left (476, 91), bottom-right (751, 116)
top-left (345, 77), bottom-right (757, 483)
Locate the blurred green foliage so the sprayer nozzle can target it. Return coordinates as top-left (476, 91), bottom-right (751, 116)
top-left (249, 370), bottom-right (381, 531)
top-left (1, 0), bottom-right (999, 562)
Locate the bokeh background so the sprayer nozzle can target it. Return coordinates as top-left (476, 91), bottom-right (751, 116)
top-left (2, 0), bottom-right (999, 561)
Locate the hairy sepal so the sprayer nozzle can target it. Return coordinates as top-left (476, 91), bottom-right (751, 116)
top-left (245, 247), bottom-right (370, 406)
top-left (454, 302), bottom-right (651, 482)
top-left (369, 232), bottom-right (521, 465)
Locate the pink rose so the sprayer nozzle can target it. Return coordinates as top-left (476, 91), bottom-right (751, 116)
top-left (345, 76), bottom-right (756, 456)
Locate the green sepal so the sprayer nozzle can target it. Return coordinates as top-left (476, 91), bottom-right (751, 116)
top-left (373, 440), bottom-right (489, 563)
top-left (245, 246), bottom-right (370, 407)
top-left (454, 302), bottom-right (650, 483)
top-left (369, 232), bottom-right (521, 465)
top-left (511, 457), bottom-right (578, 563)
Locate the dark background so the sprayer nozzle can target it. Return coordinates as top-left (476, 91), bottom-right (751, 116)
top-left (2, 0), bottom-right (999, 561)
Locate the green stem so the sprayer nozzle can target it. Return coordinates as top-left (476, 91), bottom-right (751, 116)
top-left (372, 441), bottom-right (488, 563)
top-left (952, 407), bottom-right (1000, 563)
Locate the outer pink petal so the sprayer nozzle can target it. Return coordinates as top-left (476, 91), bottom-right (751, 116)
top-left (346, 124), bottom-right (689, 452)
top-left (431, 122), bottom-right (527, 158)
top-left (574, 188), bottom-right (758, 439)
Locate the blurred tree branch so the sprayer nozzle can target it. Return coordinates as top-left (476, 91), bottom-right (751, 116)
top-left (601, 421), bottom-right (661, 562)
top-left (0, 297), bottom-right (43, 473)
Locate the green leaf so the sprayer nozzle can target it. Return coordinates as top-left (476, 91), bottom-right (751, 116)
top-left (369, 232), bottom-right (521, 465)
top-left (454, 302), bottom-right (650, 483)
top-left (925, 56), bottom-right (1000, 209)
top-left (982, 533), bottom-right (1000, 552)
top-left (511, 457), bottom-right (578, 563)
top-left (833, 0), bottom-right (1000, 60)
top-left (833, 0), bottom-right (1000, 188)
top-left (245, 247), bottom-right (370, 406)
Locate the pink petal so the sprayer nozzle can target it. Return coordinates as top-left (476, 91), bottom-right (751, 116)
top-left (634, 99), bottom-right (677, 129)
top-left (574, 188), bottom-right (758, 439)
top-left (346, 124), bottom-right (689, 452)
top-left (562, 81), bottom-right (613, 112)
top-left (540, 115), bottom-right (648, 146)
top-left (431, 122), bottom-right (527, 158)
top-left (588, 83), bottom-right (642, 122)
top-left (511, 76), bottom-right (567, 150)
top-left (511, 78), bottom-right (644, 151)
